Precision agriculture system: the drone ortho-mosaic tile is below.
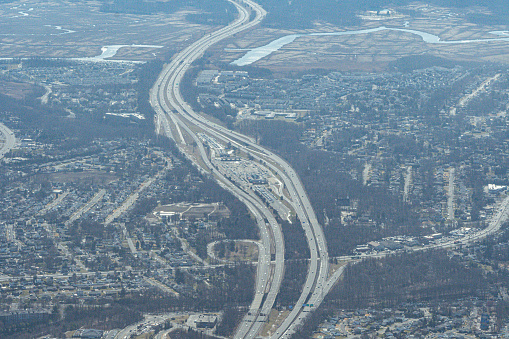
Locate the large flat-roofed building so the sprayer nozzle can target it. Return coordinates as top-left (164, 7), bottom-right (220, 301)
top-left (197, 70), bottom-right (219, 85)
top-left (187, 314), bottom-right (218, 329)
top-left (72, 328), bottom-right (104, 338)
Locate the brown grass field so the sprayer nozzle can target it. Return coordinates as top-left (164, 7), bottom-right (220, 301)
top-left (214, 4), bottom-right (509, 72)
top-left (0, 0), bottom-right (213, 61)
top-left (2, 1), bottom-right (507, 70)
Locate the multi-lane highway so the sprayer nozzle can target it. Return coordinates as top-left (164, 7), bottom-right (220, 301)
top-left (148, 0), bottom-right (509, 337)
top-left (150, 2), bottom-right (288, 338)
top-left (149, 0), bottom-right (332, 338)
top-left (0, 122), bottom-right (15, 159)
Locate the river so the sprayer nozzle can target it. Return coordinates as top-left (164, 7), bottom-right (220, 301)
top-left (231, 27), bottom-right (509, 66)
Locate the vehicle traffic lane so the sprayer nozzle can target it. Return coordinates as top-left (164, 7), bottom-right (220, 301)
top-left (0, 122), bottom-right (15, 159)
top-left (170, 70), bottom-right (328, 338)
top-left (151, 1), bottom-right (326, 337)
top-left (153, 11), bottom-right (283, 338)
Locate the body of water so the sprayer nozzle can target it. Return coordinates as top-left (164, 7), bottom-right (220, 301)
top-left (75, 44), bottom-right (163, 63)
top-left (231, 27), bottom-right (509, 66)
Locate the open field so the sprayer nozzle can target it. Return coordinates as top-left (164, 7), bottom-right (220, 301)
top-left (261, 310), bottom-right (290, 337)
top-left (32, 170), bottom-right (118, 184)
top-left (0, 80), bottom-right (36, 99)
top-left (0, 0), bottom-right (213, 61)
top-left (215, 4), bottom-right (509, 72)
top-left (225, 241), bottom-right (259, 262)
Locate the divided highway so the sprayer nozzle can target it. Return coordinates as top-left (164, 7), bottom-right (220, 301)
top-left (149, 0), bottom-right (331, 338)
top-left (0, 122), bottom-right (15, 159)
top-left (150, 0), bottom-right (509, 337)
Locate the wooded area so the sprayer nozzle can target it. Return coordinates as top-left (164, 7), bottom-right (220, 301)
top-left (328, 250), bottom-right (489, 309)
top-left (239, 120), bottom-right (421, 255)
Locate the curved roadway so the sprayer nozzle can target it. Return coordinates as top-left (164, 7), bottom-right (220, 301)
top-left (148, 0), bottom-right (509, 336)
top-left (150, 2), bottom-right (285, 338)
top-left (149, 0), bottom-right (332, 338)
top-left (0, 122), bottom-right (15, 159)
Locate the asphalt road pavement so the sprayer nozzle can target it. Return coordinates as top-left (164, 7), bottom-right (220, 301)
top-left (0, 122), bottom-right (15, 159)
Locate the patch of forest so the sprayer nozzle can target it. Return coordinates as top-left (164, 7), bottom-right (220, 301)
top-left (238, 119), bottom-right (421, 255)
top-left (328, 250), bottom-right (489, 309)
top-left (389, 54), bottom-right (476, 73)
top-left (289, 248), bottom-right (500, 338)
top-left (275, 260), bottom-right (309, 308)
